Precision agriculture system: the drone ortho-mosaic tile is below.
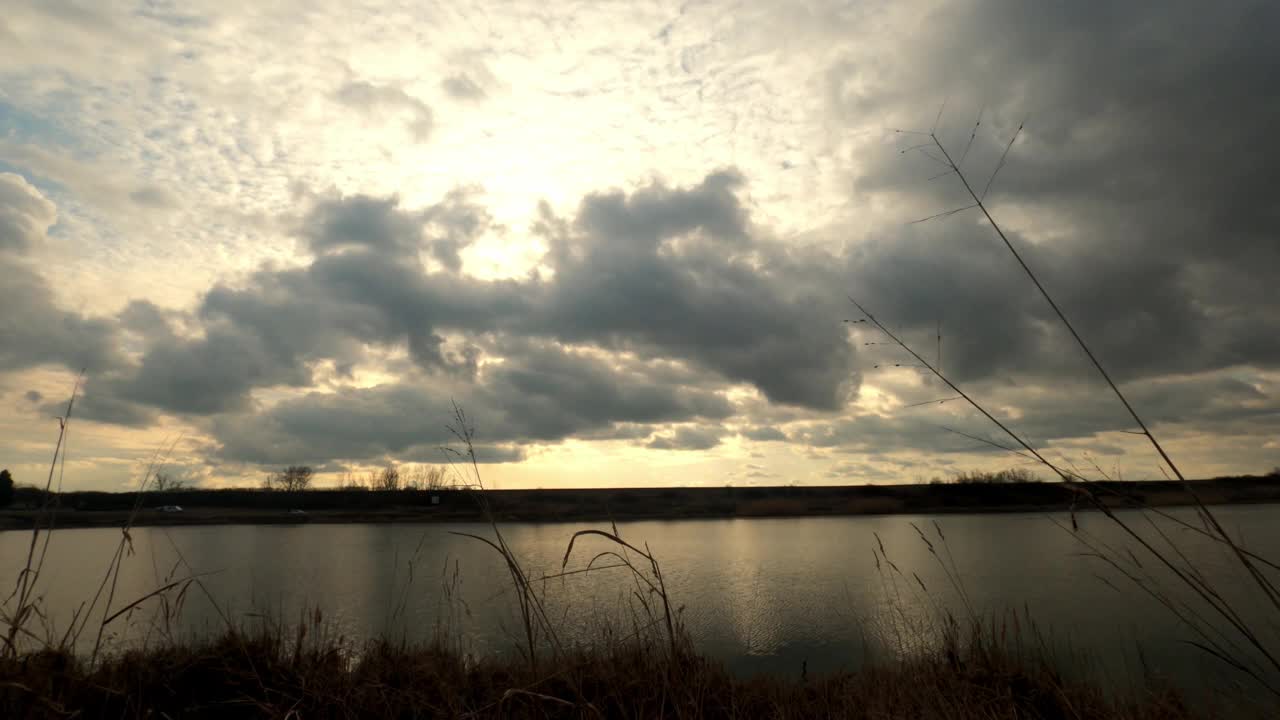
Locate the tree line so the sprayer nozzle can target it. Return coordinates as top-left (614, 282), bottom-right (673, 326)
top-left (259, 464), bottom-right (452, 492)
top-left (0, 464), bottom-right (455, 506)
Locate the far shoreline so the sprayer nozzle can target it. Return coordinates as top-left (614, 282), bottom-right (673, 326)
top-left (3, 476), bottom-right (1278, 531)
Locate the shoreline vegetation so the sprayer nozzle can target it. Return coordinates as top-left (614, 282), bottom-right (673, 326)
top-left (0, 488), bottom-right (1257, 719)
top-left (0, 620), bottom-right (1203, 719)
top-left (2, 475), bottom-right (1278, 530)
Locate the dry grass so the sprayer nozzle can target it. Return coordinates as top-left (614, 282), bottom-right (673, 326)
top-left (0, 476), bottom-right (1233, 719)
top-left (854, 118), bottom-right (1280, 705)
top-left (0, 617), bottom-right (1202, 720)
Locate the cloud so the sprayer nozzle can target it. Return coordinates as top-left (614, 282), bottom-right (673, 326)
top-left (209, 383), bottom-right (465, 465)
top-left (47, 134), bottom-right (1280, 474)
top-left (206, 339), bottom-right (734, 466)
top-left (481, 340), bottom-right (734, 442)
top-left (54, 390), bottom-right (155, 427)
top-left (740, 426), bottom-right (786, 442)
top-left (531, 170), bottom-right (859, 409)
top-left (0, 143), bottom-right (181, 215)
top-left (299, 187), bottom-right (491, 271)
top-left (90, 169), bottom-right (855, 422)
top-left (647, 426), bottom-right (723, 451)
top-left (80, 188), bottom-right (509, 420)
top-left (109, 324), bottom-right (312, 415)
top-left (333, 80), bottom-right (434, 142)
top-left (3, 0), bottom-right (1279, 484)
top-left (0, 172), bottom-right (56, 252)
top-left (833, 0), bottom-right (1280, 389)
top-left (441, 73), bottom-right (485, 101)
top-left (783, 367), bottom-right (1280, 475)
top-left (63, 169), bottom-right (870, 467)
top-left (300, 194), bottom-right (424, 258)
top-left (128, 185), bottom-right (177, 209)
top-left (206, 401), bottom-right (435, 465)
top-left (0, 174), bottom-right (123, 374)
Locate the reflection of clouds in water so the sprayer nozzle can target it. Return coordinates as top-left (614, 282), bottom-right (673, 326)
top-left (5, 507), bottom-right (1278, 690)
top-left (695, 519), bottom-right (870, 659)
top-left (719, 524), bottom-right (785, 656)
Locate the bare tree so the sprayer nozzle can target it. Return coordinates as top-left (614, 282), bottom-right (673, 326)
top-left (338, 470), bottom-right (364, 490)
top-left (151, 472), bottom-right (187, 492)
top-left (265, 465), bottom-right (314, 491)
top-left (372, 464), bottom-right (401, 491)
top-left (405, 464), bottom-right (449, 490)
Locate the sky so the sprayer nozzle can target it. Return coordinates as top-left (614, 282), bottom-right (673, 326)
top-left (1, 0), bottom-right (1278, 491)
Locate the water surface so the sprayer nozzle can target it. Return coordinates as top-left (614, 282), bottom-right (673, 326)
top-left (4, 506), bottom-right (1277, 696)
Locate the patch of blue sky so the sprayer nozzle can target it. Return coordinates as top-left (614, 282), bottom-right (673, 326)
top-left (0, 162), bottom-right (62, 207)
top-left (0, 95), bottom-right (93, 192)
top-left (0, 102), bottom-right (88, 238)
top-left (0, 89), bottom-right (88, 147)
top-left (135, 0), bottom-right (210, 30)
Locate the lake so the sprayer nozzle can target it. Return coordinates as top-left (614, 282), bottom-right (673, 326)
top-left (4, 505), bottom-right (1278, 698)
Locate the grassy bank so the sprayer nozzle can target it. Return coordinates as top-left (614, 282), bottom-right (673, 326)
top-left (1, 618), bottom-right (1200, 719)
top-left (5, 476), bottom-right (1280, 530)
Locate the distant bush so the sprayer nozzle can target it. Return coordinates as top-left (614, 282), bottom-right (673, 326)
top-left (950, 468), bottom-right (1039, 484)
top-left (0, 469), bottom-right (12, 507)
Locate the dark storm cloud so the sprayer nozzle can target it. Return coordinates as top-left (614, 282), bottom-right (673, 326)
top-left (208, 343), bottom-right (732, 464)
top-left (300, 194), bottom-right (423, 257)
top-left (836, 0), bottom-right (1280, 388)
top-left (783, 368), bottom-right (1280, 469)
top-left (300, 189), bottom-right (488, 271)
top-left (117, 300), bottom-right (179, 347)
top-left (480, 340), bottom-right (733, 442)
top-left (55, 390), bottom-right (155, 427)
top-left (420, 190), bottom-right (492, 272)
top-left (112, 324), bottom-right (314, 414)
top-left (532, 171), bottom-right (858, 409)
top-left (77, 169), bottom-right (861, 466)
top-left (210, 383), bottom-right (463, 465)
top-left (1004, 372), bottom-right (1279, 445)
top-left (0, 260), bottom-right (122, 374)
top-left (87, 190), bottom-right (515, 419)
top-left (110, 171), bottom-right (853, 408)
top-left (844, 224), bottom-right (1209, 384)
